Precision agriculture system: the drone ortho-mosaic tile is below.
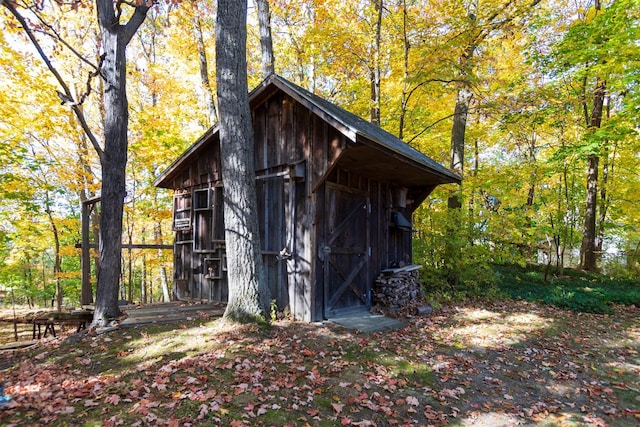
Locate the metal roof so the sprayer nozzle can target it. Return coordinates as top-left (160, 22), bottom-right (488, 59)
top-left (263, 75), bottom-right (460, 183)
top-left (155, 74), bottom-right (461, 188)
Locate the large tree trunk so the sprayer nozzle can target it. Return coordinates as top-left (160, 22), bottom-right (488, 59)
top-left (93, 0), bottom-right (149, 326)
top-left (93, 24), bottom-right (128, 324)
top-left (216, 0), bottom-right (271, 322)
top-left (581, 154), bottom-right (599, 271)
top-left (256, 0), bottom-right (275, 78)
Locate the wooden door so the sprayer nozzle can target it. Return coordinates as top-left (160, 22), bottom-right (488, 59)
top-left (323, 183), bottom-right (370, 317)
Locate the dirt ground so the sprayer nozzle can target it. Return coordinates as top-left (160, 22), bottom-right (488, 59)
top-left (387, 301), bottom-right (640, 426)
top-left (0, 300), bottom-right (638, 426)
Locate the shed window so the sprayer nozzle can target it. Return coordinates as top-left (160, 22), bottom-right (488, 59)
top-left (173, 193), bottom-right (192, 231)
top-left (194, 188), bottom-right (211, 211)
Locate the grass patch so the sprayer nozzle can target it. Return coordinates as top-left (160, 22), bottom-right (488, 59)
top-left (1, 302), bottom-right (639, 426)
top-left (494, 264), bottom-right (640, 313)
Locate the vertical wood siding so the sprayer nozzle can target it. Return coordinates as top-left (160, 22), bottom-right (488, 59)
top-left (167, 91), bottom-right (417, 321)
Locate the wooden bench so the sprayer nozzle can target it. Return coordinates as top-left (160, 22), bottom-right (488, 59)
top-left (30, 311), bottom-right (94, 339)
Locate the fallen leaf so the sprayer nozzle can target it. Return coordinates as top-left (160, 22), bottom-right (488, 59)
top-left (105, 394), bottom-right (121, 405)
top-left (406, 396), bottom-right (419, 406)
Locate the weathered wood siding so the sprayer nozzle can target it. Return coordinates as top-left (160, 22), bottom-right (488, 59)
top-left (312, 166), bottom-right (415, 319)
top-left (165, 90), bottom-right (419, 322)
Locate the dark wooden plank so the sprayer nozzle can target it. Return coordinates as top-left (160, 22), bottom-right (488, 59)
top-left (282, 95), bottom-right (294, 164)
top-left (76, 244), bottom-right (173, 250)
top-left (267, 96), bottom-right (280, 169)
top-left (254, 103), bottom-right (267, 170)
top-left (311, 116), bottom-right (327, 189)
top-left (0, 340), bottom-right (37, 351)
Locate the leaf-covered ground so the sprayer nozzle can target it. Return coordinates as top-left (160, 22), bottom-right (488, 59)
top-left (0, 301), bottom-right (638, 426)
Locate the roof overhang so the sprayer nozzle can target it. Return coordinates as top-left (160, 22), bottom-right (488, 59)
top-left (336, 136), bottom-right (460, 188)
top-left (154, 125), bottom-right (219, 189)
top-left (154, 74), bottom-right (461, 191)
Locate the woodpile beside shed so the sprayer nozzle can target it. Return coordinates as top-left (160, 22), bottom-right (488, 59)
top-left (372, 264), bottom-right (433, 317)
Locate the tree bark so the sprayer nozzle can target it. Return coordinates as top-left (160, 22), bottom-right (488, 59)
top-left (596, 102), bottom-right (612, 259)
top-left (398, 0), bottom-right (409, 140)
top-left (44, 193), bottom-right (63, 312)
top-left (154, 220), bottom-right (171, 302)
top-left (447, 39), bottom-right (475, 210)
top-left (216, 0), bottom-right (271, 322)
top-left (448, 86), bottom-right (472, 209)
top-left (193, 15), bottom-right (218, 125)
top-left (370, 0), bottom-right (383, 125)
top-left (93, 0), bottom-right (149, 326)
top-left (581, 154), bottom-right (599, 271)
top-left (256, 0), bottom-right (275, 78)
top-left (580, 78), bottom-right (606, 272)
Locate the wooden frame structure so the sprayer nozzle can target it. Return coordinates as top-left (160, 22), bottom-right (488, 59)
top-left (79, 196), bottom-right (172, 305)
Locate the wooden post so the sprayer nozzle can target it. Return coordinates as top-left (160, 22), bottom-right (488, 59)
top-left (81, 196), bottom-right (100, 305)
top-left (12, 284), bottom-right (18, 341)
top-left (79, 195), bottom-right (171, 306)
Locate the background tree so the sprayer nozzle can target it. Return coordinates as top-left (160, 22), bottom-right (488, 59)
top-left (545, 0), bottom-right (639, 273)
top-left (256, 0), bottom-right (275, 77)
top-left (2, 0), bottom-right (151, 325)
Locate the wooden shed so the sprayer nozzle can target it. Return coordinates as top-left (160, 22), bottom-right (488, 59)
top-left (154, 74), bottom-right (460, 322)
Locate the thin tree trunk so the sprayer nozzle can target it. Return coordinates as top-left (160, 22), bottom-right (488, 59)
top-left (193, 15), bottom-right (218, 125)
top-left (444, 17), bottom-right (476, 286)
top-left (140, 230), bottom-right (147, 304)
top-left (447, 28), bottom-right (476, 209)
top-left (155, 220), bottom-right (171, 302)
top-left (447, 86), bottom-right (472, 209)
top-left (256, 0), bottom-right (275, 78)
top-left (581, 154), bottom-right (599, 271)
top-left (370, 0), bottom-right (383, 125)
top-left (596, 102), bottom-right (613, 257)
top-left (579, 0), bottom-right (605, 272)
top-left (216, 0), bottom-right (271, 322)
top-left (142, 254), bottom-right (147, 304)
top-left (398, 0), bottom-right (409, 140)
top-left (76, 126), bottom-right (96, 305)
top-left (596, 143), bottom-right (608, 255)
top-left (44, 200), bottom-right (63, 312)
top-left (580, 78), bottom-right (605, 272)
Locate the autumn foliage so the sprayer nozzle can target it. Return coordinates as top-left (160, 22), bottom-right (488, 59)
top-left (0, 1), bottom-right (639, 307)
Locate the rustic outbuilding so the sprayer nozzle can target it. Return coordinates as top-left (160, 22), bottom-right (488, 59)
top-left (154, 74), bottom-right (460, 322)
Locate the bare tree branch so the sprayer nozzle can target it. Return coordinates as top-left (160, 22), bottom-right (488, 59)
top-left (3, 0), bottom-right (105, 162)
top-left (121, 3), bottom-right (150, 45)
top-left (407, 113), bottom-right (457, 145)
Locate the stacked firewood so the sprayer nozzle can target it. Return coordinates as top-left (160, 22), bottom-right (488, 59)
top-left (372, 266), bottom-right (431, 316)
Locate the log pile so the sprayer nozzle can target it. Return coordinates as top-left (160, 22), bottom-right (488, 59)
top-left (372, 264), bottom-right (431, 316)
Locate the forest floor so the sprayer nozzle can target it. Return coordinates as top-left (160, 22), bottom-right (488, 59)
top-left (0, 300), bottom-right (639, 426)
